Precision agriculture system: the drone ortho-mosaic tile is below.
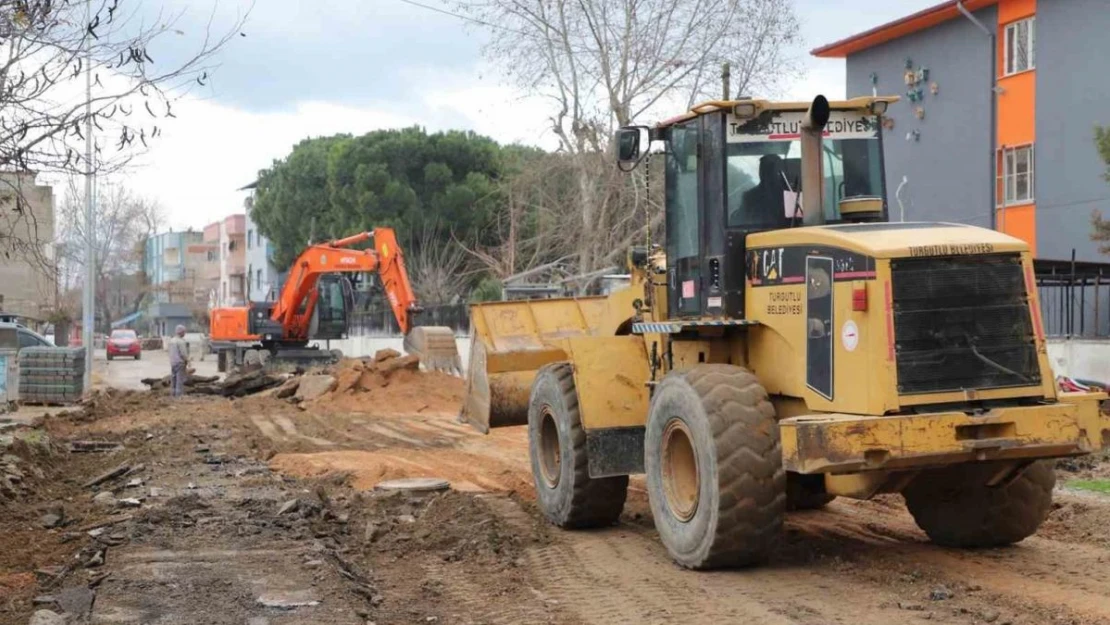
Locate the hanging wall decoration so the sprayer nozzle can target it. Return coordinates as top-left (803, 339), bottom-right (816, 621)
top-left (900, 58), bottom-right (936, 142)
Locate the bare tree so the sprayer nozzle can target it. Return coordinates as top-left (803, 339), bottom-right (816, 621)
top-left (0, 0), bottom-right (248, 264)
top-left (460, 0), bottom-right (800, 275)
top-left (407, 220), bottom-right (469, 306)
top-left (56, 176), bottom-right (164, 330)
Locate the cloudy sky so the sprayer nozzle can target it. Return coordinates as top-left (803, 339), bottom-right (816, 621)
top-left (106, 0), bottom-right (944, 231)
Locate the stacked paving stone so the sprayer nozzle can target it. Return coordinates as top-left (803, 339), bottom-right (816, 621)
top-left (19, 347), bottom-right (85, 405)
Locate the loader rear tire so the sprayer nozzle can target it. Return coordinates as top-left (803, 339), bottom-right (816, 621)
top-left (528, 363), bottom-right (628, 528)
top-left (645, 364), bottom-right (785, 569)
top-left (903, 460), bottom-right (1055, 548)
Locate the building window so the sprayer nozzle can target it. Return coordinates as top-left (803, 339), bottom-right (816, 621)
top-left (256, 268), bottom-right (262, 291)
top-left (247, 230), bottom-right (253, 249)
top-left (1004, 17), bottom-right (1035, 75)
top-left (997, 144), bottom-right (1035, 205)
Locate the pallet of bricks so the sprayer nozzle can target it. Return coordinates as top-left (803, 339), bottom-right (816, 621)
top-left (19, 347), bottom-right (85, 405)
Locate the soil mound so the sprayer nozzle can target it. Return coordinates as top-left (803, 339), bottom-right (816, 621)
top-left (60, 389), bottom-right (160, 424)
top-left (362, 490), bottom-right (538, 566)
top-left (322, 353), bottom-right (464, 416)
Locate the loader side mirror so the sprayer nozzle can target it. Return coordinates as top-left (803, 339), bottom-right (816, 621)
top-left (616, 126), bottom-right (649, 165)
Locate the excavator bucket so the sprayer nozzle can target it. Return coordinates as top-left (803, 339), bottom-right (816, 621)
top-left (403, 326), bottom-right (463, 376)
top-left (460, 287), bottom-right (638, 433)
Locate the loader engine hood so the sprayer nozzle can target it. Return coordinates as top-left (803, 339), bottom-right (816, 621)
top-left (747, 221), bottom-right (1028, 259)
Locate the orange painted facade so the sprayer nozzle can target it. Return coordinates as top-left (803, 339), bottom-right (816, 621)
top-left (815, 0), bottom-right (1041, 254)
top-left (996, 0), bottom-right (1036, 253)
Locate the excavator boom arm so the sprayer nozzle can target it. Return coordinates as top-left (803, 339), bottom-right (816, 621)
top-left (271, 228), bottom-right (419, 340)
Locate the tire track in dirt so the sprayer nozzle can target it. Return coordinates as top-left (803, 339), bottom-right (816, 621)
top-left (791, 497), bottom-right (1110, 624)
top-left (528, 522), bottom-right (921, 625)
top-left (250, 403), bottom-right (1110, 624)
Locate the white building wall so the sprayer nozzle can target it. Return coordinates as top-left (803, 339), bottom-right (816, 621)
top-left (1047, 338), bottom-right (1110, 384)
top-left (244, 208), bottom-right (279, 302)
top-left (217, 220), bottom-right (230, 307)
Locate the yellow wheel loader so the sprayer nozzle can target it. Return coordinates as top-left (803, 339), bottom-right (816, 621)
top-left (461, 95), bottom-right (1110, 569)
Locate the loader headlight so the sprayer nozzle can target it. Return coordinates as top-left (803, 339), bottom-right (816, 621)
top-left (733, 102), bottom-right (757, 119)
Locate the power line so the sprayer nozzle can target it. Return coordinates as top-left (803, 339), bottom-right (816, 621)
top-left (391, 0), bottom-right (530, 37)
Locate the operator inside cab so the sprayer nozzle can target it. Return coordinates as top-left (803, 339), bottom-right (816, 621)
top-left (724, 114), bottom-right (885, 231)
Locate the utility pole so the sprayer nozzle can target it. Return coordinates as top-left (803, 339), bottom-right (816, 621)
top-left (81, 0), bottom-right (95, 391)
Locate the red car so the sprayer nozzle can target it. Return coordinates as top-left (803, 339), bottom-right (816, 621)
top-left (107, 329), bottom-right (142, 360)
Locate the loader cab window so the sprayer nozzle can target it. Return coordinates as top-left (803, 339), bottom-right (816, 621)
top-left (726, 113), bottom-right (884, 230)
top-left (665, 120), bottom-right (702, 316)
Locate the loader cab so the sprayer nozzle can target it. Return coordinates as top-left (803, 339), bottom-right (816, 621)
top-left (617, 96), bottom-right (894, 320)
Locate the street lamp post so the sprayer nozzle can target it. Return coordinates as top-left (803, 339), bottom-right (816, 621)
top-left (81, 0), bottom-right (95, 391)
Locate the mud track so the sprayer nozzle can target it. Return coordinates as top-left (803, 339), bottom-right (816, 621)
top-left (253, 396), bottom-right (1110, 625)
top-left (3, 385), bottom-right (1109, 625)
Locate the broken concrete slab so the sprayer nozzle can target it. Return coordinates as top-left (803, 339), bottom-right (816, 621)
top-left (256, 590), bottom-right (320, 610)
top-left (69, 440), bottom-right (123, 453)
top-left (56, 585), bottom-right (95, 619)
top-left (40, 513), bottom-right (62, 529)
top-left (273, 378), bottom-right (300, 399)
top-left (277, 499), bottom-right (299, 515)
top-left (294, 375), bottom-right (336, 401)
top-left (376, 354), bottom-right (420, 375)
top-left (28, 609), bottom-right (67, 625)
top-left (373, 348), bottom-right (401, 363)
top-left (92, 491), bottom-right (117, 508)
top-left (83, 464), bottom-right (130, 489)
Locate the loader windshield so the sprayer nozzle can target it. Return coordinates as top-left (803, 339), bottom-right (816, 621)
top-left (725, 110), bottom-right (884, 229)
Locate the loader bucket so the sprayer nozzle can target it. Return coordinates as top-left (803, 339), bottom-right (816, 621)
top-left (403, 326), bottom-right (462, 376)
top-left (459, 287), bottom-right (638, 433)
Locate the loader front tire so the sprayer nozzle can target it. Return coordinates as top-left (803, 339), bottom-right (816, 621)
top-left (528, 363), bottom-right (628, 528)
top-left (645, 364), bottom-right (785, 569)
top-left (903, 460), bottom-right (1055, 548)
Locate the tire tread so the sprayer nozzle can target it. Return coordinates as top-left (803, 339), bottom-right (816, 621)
top-left (535, 363), bottom-right (628, 528)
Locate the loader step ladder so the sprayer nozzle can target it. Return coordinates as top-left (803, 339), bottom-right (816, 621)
top-left (631, 319), bottom-right (760, 334)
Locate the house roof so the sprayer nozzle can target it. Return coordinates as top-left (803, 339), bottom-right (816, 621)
top-left (811, 0), bottom-right (997, 58)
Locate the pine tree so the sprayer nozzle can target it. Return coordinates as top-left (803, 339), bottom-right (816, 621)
top-left (1092, 126), bottom-right (1110, 254)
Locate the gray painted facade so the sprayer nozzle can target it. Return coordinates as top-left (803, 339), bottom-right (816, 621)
top-left (845, 2), bottom-right (1110, 264)
top-left (845, 6), bottom-right (997, 229)
top-left (1035, 0), bottom-right (1110, 263)
top-left (840, 1), bottom-right (1110, 337)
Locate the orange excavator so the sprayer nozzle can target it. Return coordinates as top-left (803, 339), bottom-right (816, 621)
top-left (208, 228), bottom-right (461, 374)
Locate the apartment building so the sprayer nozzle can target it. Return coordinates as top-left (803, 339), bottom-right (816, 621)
top-left (243, 192), bottom-right (282, 302)
top-left (0, 172), bottom-right (56, 323)
top-left (813, 0), bottom-right (1110, 262)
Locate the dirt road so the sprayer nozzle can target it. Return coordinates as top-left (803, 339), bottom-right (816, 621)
top-left (2, 368), bottom-right (1109, 625)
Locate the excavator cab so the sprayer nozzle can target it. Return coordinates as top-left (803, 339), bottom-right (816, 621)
top-left (308, 273), bottom-right (354, 341)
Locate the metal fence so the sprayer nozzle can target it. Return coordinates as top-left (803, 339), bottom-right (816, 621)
top-left (1035, 257), bottom-right (1110, 338)
top-left (349, 303), bottom-right (470, 337)
top-left (345, 258), bottom-right (1110, 340)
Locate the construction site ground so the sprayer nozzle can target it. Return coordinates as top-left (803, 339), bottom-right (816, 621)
top-left (2, 351), bottom-right (1110, 625)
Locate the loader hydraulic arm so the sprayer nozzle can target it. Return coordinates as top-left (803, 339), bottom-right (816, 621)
top-left (270, 228), bottom-right (420, 341)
